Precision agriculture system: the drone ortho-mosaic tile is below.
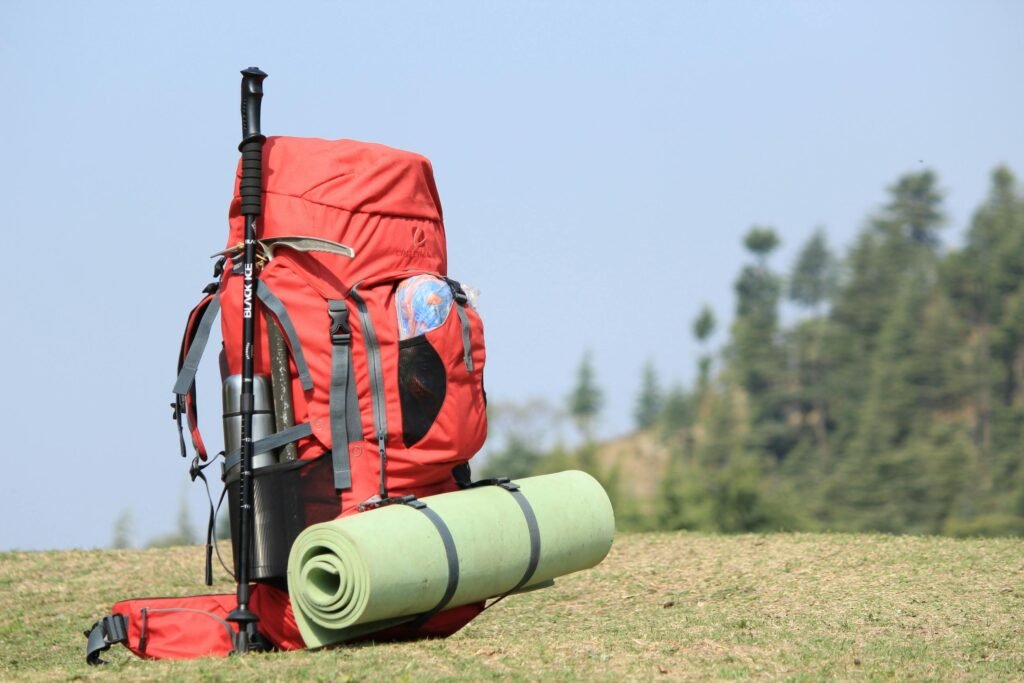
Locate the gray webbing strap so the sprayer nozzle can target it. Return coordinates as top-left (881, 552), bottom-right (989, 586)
top-left (328, 300), bottom-right (355, 490)
top-left (349, 286), bottom-right (390, 498)
top-left (256, 282), bottom-right (314, 391)
top-left (503, 484), bottom-right (542, 594)
top-left (469, 479), bottom-right (542, 599)
top-left (407, 499), bottom-right (460, 627)
top-left (223, 422), bottom-right (313, 473)
top-left (444, 279), bottom-right (473, 371)
top-left (172, 282), bottom-right (311, 396)
top-left (173, 296), bottom-right (221, 395)
top-left (454, 302), bottom-right (473, 372)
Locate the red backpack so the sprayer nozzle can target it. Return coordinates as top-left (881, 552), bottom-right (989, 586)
top-left (179, 137), bottom-right (487, 511)
top-left (86, 137), bottom-right (488, 663)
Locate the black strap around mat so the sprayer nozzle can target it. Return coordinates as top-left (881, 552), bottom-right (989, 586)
top-left (407, 498), bottom-right (461, 627)
top-left (359, 494), bottom-right (461, 628)
top-left (469, 478), bottom-right (542, 600)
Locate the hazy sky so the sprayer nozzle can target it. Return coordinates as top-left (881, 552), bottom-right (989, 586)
top-left (2, 0), bottom-right (1022, 551)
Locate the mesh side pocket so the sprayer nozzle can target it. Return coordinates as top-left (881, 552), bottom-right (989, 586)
top-left (398, 335), bottom-right (447, 447)
top-left (226, 451), bottom-right (340, 582)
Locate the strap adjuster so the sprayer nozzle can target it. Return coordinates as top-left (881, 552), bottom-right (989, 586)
top-left (469, 476), bottom-right (519, 492)
top-left (85, 614), bottom-right (128, 665)
top-left (445, 278), bottom-right (469, 305)
top-left (357, 493), bottom-right (420, 512)
top-left (328, 301), bottom-right (351, 346)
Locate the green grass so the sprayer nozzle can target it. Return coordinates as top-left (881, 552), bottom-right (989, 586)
top-left (2, 533), bottom-right (1023, 681)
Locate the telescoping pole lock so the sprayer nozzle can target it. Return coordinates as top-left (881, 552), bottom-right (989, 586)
top-left (226, 66), bottom-right (268, 655)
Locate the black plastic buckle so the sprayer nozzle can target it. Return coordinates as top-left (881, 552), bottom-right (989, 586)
top-left (85, 614), bottom-right (128, 665)
top-left (452, 462), bottom-right (473, 489)
top-left (202, 281), bottom-right (220, 295)
top-left (444, 278), bottom-right (469, 305)
top-left (469, 477), bottom-right (520, 493)
top-left (328, 305), bottom-right (351, 346)
top-left (189, 453), bottom-right (219, 482)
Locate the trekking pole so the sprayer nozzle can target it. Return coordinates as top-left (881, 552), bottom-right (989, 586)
top-left (226, 65), bottom-right (268, 655)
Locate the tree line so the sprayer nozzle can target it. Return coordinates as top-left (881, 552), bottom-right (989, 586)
top-left (483, 165), bottom-right (1024, 537)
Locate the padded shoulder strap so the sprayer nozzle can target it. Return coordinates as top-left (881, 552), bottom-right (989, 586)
top-left (256, 281), bottom-right (313, 391)
top-left (172, 280), bottom-right (313, 463)
top-left (173, 293), bottom-right (221, 460)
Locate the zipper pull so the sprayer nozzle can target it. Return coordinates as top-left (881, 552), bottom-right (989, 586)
top-left (377, 430), bottom-right (388, 498)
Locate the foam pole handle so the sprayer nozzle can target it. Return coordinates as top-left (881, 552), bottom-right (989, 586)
top-left (239, 67), bottom-right (267, 216)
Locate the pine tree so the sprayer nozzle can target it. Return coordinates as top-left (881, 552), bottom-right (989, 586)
top-left (731, 226), bottom-right (789, 459)
top-left (568, 351), bottom-right (603, 442)
top-left (111, 509), bottom-right (134, 549)
top-left (787, 229), bottom-right (838, 463)
top-left (788, 228), bottom-right (838, 313)
top-left (827, 170), bottom-right (947, 457)
top-left (659, 384), bottom-right (694, 435)
top-left (633, 360), bottom-right (663, 430)
top-left (944, 167), bottom-right (1024, 526)
top-left (692, 306), bottom-right (716, 388)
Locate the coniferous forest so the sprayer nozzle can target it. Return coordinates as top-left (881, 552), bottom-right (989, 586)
top-left (483, 166), bottom-right (1024, 537)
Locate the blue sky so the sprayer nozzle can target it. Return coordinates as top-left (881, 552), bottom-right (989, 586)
top-left (1, 0), bottom-right (1022, 550)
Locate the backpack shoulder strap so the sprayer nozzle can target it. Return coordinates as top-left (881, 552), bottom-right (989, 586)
top-left (172, 281), bottom-right (313, 462)
top-left (173, 290), bottom-right (221, 460)
top-left (255, 281), bottom-right (313, 391)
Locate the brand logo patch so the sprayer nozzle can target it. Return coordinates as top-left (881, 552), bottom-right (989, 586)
top-left (412, 225), bottom-right (428, 248)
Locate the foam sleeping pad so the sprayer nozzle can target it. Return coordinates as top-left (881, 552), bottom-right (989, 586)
top-left (287, 470), bottom-right (615, 647)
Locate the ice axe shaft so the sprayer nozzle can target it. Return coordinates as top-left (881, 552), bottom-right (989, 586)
top-left (266, 316), bottom-right (297, 461)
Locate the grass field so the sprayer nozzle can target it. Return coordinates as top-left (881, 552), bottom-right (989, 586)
top-left (1, 532), bottom-right (1022, 681)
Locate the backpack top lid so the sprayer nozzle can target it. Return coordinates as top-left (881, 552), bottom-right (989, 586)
top-left (225, 137), bottom-right (448, 280)
top-left (232, 137), bottom-right (443, 222)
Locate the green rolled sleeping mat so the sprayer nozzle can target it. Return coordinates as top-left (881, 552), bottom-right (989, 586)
top-left (287, 470), bottom-right (615, 647)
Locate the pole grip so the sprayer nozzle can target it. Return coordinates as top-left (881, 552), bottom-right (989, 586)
top-left (239, 67), bottom-right (267, 217)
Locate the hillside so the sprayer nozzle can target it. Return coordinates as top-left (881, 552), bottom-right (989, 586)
top-left (594, 431), bottom-right (672, 516)
top-left (2, 533), bottom-right (1022, 681)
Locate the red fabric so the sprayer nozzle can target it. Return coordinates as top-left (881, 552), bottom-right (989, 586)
top-left (108, 589), bottom-right (483, 659)
top-left (110, 594), bottom-right (239, 660)
top-left (227, 137), bottom-right (447, 286)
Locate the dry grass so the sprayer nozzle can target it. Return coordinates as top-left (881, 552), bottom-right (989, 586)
top-left (2, 533), bottom-right (1023, 681)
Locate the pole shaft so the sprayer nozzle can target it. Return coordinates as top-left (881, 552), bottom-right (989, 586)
top-left (227, 66), bottom-right (268, 654)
